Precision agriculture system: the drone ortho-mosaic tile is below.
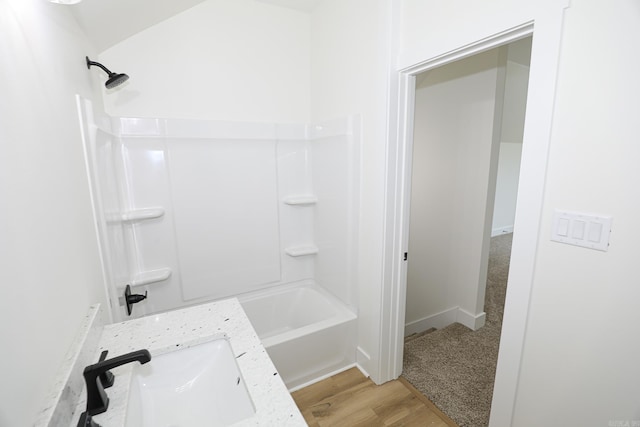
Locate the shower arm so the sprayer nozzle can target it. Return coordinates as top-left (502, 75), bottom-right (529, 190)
top-left (86, 57), bottom-right (116, 76)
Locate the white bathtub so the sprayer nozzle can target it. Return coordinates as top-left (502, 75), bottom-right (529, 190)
top-left (239, 281), bottom-right (357, 390)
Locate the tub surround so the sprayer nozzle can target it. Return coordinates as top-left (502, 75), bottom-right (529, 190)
top-left (78, 97), bottom-right (360, 322)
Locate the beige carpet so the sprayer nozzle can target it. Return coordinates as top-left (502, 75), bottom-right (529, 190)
top-left (402, 233), bottom-right (512, 427)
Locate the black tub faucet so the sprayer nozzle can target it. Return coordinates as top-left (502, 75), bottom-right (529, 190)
top-left (82, 349), bottom-right (151, 416)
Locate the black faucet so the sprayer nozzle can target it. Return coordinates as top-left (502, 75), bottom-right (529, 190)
top-left (77, 411), bottom-right (100, 427)
top-left (82, 349), bottom-right (151, 416)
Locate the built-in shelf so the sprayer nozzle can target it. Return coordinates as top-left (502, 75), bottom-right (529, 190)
top-left (130, 267), bottom-right (172, 287)
top-left (285, 245), bottom-right (319, 257)
top-left (283, 195), bottom-right (318, 206)
top-left (121, 207), bottom-right (165, 222)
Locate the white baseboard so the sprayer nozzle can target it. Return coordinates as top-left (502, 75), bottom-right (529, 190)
top-left (355, 361), bottom-right (370, 380)
top-left (404, 307), bottom-right (458, 337)
top-left (405, 306), bottom-right (486, 336)
top-left (492, 225), bottom-right (514, 237)
top-left (457, 308), bottom-right (486, 331)
top-left (356, 346), bottom-right (372, 377)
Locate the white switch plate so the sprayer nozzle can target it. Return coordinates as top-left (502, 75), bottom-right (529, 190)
top-left (551, 210), bottom-right (612, 251)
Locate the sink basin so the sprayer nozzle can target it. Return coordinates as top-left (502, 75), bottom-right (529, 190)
top-left (125, 338), bottom-right (255, 427)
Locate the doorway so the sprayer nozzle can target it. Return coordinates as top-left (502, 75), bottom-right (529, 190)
top-left (379, 10), bottom-right (567, 424)
top-left (401, 37), bottom-right (531, 426)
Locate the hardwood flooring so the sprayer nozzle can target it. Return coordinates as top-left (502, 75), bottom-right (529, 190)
top-left (292, 368), bottom-right (458, 427)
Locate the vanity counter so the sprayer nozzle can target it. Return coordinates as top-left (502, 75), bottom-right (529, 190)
top-left (71, 298), bottom-right (306, 426)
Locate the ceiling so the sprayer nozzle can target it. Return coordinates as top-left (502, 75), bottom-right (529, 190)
top-left (71, 0), bottom-right (322, 53)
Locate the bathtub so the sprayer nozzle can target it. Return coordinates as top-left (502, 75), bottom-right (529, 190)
top-left (238, 281), bottom-right (357, 390)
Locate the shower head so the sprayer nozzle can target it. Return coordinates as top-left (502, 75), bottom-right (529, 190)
top-left (104, 72), bottom-right (129, 89)
top-left (86, 56), bottom-right (129, 89)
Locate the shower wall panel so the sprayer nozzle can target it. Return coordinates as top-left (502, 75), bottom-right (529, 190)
top-left (92, 128), bottom-right (132, 312)
top-left (118, 138), bottom-right (182, 312)
top-left (82, 107), bottom-right (358, 320)
top-left (167, 139), bottom-right (281, 300)
top-left (113, 119), bottom-right (314, 316)
top-left (310, 117), bottom-right (360, 309)
top-left (277, 139), bottom-right (316, 283)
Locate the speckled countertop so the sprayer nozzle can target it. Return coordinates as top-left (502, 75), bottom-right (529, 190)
top-left (70, 298), bottom-right (306, 427)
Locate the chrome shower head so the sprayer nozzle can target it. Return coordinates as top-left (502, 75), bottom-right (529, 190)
top-left (86, 56), bottom-right (129, 89)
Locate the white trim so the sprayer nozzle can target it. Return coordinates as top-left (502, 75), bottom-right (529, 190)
top-left (380, 4), bottom-right (569, 427)
top-left (492, 225), bottom-right (515, 237)
top-left (489, 8), bottom-right (569, 426)
top-left (398, 22), bottom-right (535, 75)
top-left (404, 307), bottom-right (486, 337)
top-left (457, 308), bottom-right (486, 331)
top-left (404, 307), bottom-right (458, 337)
top-left (375, 0), bottom-right (409, 385)
top-left (356, 346), bottom-right (372, 371)
top-left (378, 69), bottom-right (415, 384)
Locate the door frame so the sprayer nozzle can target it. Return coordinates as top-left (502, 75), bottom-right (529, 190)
top-left (379, 4), bottom-right (568, 425)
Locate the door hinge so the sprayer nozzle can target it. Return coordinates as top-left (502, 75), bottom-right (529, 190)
top-left (403, 252), bottom-right (408, 261)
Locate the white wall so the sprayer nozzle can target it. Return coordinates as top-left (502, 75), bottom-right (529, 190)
top-left (309, 0), bottom-right (392, 379)
top-left (492, 142), bottom-right (522, 235)
top-left (399, 0), bottom-right (640, 425)
top-left (98, 0), bottom-right (311, 124)
top-left (500, 59), bottom-right (530, 144)
top-left (492, 54), bottom-right (529, 235)
top-left (0, 1), bottom-right (107, 425)
top-left (405, 48), bottom-right (502, 334)
top-left (513, 1), bottom-right (640, 424)
top-left (398, 0), bottom-right (543, 71)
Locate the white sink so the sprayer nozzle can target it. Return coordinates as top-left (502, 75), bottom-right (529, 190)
top-left (125, 338), bottom-right (255, 427)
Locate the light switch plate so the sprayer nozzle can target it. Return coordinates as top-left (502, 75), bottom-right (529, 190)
top-left (551, 210), bottom-right (612, 251)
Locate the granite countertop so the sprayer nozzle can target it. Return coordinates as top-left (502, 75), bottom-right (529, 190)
top-left (71, 298), bottom-right (306, 427)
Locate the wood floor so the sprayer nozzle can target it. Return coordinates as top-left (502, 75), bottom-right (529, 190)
top-left (292, 368), bottom-right (458, 427)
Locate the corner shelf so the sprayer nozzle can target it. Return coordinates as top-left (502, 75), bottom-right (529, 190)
top-left (121, 207), bottom-right (165, 222)
top-left (285, 245), bottom-right (319, 257)
top-left (130, 267), bottom-right (172, 287)
top-left (283, 195), bottom-right (318, 206)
